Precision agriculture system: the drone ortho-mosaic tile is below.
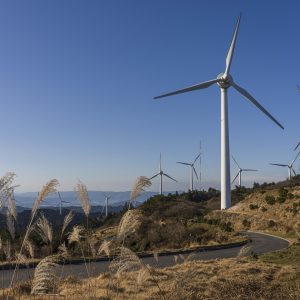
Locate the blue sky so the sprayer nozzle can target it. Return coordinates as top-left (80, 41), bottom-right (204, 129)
top-left (0, 0), bottom-right (299, 192)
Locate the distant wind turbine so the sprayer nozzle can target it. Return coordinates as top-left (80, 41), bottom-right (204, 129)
top-left (150, 154), bottom-right (177, 195)
top-left (154, 14), bottom-right (284, 209)
top-left (57, 192), bottom-right (71, 215)
top-left (177, 152), bottom-right (201, 191)
top-left (270, 151), bottom-right (300, 182)
top-left (231, 156), bottom-right (258, 188)
top-left (294, 141), bottom-right (300, 151)
top-left (104, 194), bottom-right (111, 217)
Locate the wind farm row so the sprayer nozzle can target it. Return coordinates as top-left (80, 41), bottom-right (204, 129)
top-left (151, 14), bottom-right (299, 210)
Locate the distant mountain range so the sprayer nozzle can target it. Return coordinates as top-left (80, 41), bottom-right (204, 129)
top-left (13, 191), bottom-right (162, 209)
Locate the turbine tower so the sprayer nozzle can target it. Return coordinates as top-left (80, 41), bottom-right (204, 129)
top-left (177, 152), bottom-right (201, 191)
top-left (270, 151), bottom-right (300, 182)
top-left (154, 15), bottom-right (283, 209)
top-left (104, 194), bottom-right (111, 217)
top-left (232, 156), bottom-right (258, 188)
top-left (150, 154), bottom-right (177, 195)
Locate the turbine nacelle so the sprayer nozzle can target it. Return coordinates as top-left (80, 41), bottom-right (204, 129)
top-left (217, 73), bottom-right (233, 89)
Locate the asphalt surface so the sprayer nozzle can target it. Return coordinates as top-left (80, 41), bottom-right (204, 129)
top-left (0, 231), bottom-right (290, 289)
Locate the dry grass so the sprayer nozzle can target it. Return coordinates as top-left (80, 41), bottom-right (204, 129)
top-left (42, 257), bottom-right (298, 300)
top-left (130, 176), bottom-right (152, 207)
top-left (74, 180), bottom-right (90, 219)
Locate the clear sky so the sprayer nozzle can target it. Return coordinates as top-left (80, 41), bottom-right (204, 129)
top-left (0, 0), bottom-right (300, 192)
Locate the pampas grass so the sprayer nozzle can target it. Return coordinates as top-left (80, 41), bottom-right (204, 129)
top-left (98, 239), bottom-right (112, 257)
top-left (61, 211), bottom-right (74, 240)
top-left (10, 179), bottom-right (59, 289)
top-left (6, 187), bottom-right (17, 221)
top-left (238, 245), bottom-right (252, 258)
top-left (130, 176), bottom-right (151, 208)
top-left (31, 255), bottom-right (60, 295)
top-left (6, 210), bottom-right (15, 241)
top-left (35, 213), bottom-right (53, 253)
top-left (24, 240), bottom-right (35, 259)
top-left (0, 172), bottom-right (15, 191)
top-left (117, 209), bottom-right (142, 241)
top-left (75, 180), bottom-right (91, 229)
top-left (31, 179), bottom-right (59, 217)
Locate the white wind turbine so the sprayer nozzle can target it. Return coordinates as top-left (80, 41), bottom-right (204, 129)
top-left (270, 151), bottom-right (300, 182)
top-left (154, 15), bottom-right (284, 209)
top-left (177, 153), bottom-right (201, 191)
top-left (232, 156), bottom-right (258, 188)
top-left (104, 194), bottom-right (111, 217)
top-left (150, 154), bottom-right (177, 195)
top-left (58, 191), bottom-right (71, 215)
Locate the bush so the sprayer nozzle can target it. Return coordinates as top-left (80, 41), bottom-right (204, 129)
top-left (287, 193), bottom-right (295, 199)
top-left (261, 206), bottom-right (267, 212)
top-left (242, 219), bottom-right (251, 228)
top-left (277, 196), bottom-right (286, 204)
top-left (249, 204), bottom-right (259, 210)
top-left (268, 220), bottom-right (276, 228)
top-left (265, 195), bottom-right (276, 205)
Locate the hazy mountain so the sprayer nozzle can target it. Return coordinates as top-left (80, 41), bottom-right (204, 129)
top-left (14, 191), bottom-right (161, 208)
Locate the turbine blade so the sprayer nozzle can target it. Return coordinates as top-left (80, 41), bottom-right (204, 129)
top-left (294, 141), bottom-right (300, 151)
top-left (150, 173), bottom-right (160, 180)
top-left (231, 82), bottom-right (284, 130)
top-left (176, 162), bottom-right (190, 166)
top-left (231, 156), bottom-right (240, 169)
top-left (243, 169), bottom-right (258, 172)
top-left (225, 14), bottom-right (241, 76)
top-left (193, 166), bottom-right (199, 180)
top-left (269, 163), bottom-right (288, 167)
top-left (291, 150), bottom-right (300, 165)
top-left (193, 153), bottom-right (201, 165)
top-left (232, 172), bottom-right (239, 184)
top-left (154, 78), bottom-right (219, 99)
top-left (292, 168), bottom-right (297, 176)
top-left (163, 173), bottom-right (177, 182)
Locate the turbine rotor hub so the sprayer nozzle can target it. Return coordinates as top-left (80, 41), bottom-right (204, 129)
top-left (217, 73), bottom-right (233, 89)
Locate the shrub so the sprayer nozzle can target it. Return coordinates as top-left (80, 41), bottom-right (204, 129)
top-left (277, 196), bottom-right (286, 204)
top-left (287, 193), bottom-right (294, 199)
top-left (242, 219), bottom-right (251, 228)
top-left (265, 195), bottom-right (276, 205)
top-left (220, 222), bottom-right (233, 232)
top-left (261, 206), bottom-right (267, 212)
top-left (249, 204), bottom-right (259, 210)
top-left (268, 220), bottom-right (276, 228)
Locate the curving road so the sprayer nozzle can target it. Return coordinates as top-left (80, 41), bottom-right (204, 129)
top-left (0, 231), bottom-right (290, 289)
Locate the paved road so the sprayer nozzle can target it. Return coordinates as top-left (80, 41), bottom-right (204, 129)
top-left (0, 231), bottom-right (290, 289)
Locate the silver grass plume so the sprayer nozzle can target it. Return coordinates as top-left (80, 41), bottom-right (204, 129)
top-left (130, 176), bottom-right (151, 206)
top-left (3, 240), bottom-right (12, 261)
top-left (35, 213), bottom-right (53, 245)
top-left (32, 179), bottom-right (59, 217)
top-left (31, 255), bottom-right (60, 294)
top-left (6, 210), bottom-right (15, 241)
top-left (6, 187), bottom-right (17, 221)
top-left (98, 239), bottom-right (112, 257)
top-left (74, 180), bottom-right (90, 217)
top-left (109, 246), bottom-right (143, 276)
top-left (58, 243), bottom-right (69, 259)
top-left (61, 211), bottom-right (74, 238)
top-left (137, 266), bottom-right (150, 287)
top-left (24, 240), bottom-right (35, 258)
top-left (68, 225), bottom-right (85, 244)
top-left (0, 172), bottom-right (15, 191)
top-left (117, 209), bottom-right (143, 240)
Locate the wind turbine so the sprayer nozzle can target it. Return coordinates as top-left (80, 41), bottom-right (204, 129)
top-left (154, 15), bottom-right (284, 209)
top-left (294, 141), bottom-right (300, 151)
top-left (104, 194), bottom-right (111, 217)
top-left (232, 156), bottom-right (258, 188)
top-left (58, 191), bottom-right (71, 215)
top-left (150, 154), bottom-right (177, 195)
top-left (177, 152), bottom-right (200, 191)
top-left (270, 151), bottom-right (300, 182)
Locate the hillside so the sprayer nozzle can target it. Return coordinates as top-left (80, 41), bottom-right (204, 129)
top-left (206, 184), bottom-right (300, 236)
